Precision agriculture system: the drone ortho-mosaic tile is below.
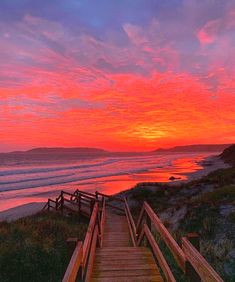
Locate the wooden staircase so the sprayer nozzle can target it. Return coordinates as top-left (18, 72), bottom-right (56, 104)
top-left (91, 208), bottom-right (163, 281)
top-left (102, 208), bottom-right (130, 247)
top-left (44, 189), bottom-right (224, 282)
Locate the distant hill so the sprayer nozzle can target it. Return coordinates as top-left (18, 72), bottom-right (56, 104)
top-left (1, 147), bottom-right (108, 155)
top-left (154, 144), bottom-right (231, 153)
top-left (0, 144), bottom-right (232, 156)
top-left (220, 144), bottom-right (235, 166)
top-left (26, 147), bottom-right (108, 154)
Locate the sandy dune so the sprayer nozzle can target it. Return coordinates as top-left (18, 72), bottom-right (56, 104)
top-left (0, 202), bottom-right (45, 222)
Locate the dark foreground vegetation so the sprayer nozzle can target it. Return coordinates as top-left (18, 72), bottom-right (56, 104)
top-left (0, 212), bottom-right (88, 282)
top-left (120, 164), bottom-right (235, 281)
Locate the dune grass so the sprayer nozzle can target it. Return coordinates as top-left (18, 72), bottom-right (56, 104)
top-left (0, 211), bottom-right (88, 282)
top-left (195, 185), bottom-right (235, 204)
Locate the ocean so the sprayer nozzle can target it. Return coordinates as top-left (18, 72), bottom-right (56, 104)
top-left (0, 152), bottom-right (218, 212)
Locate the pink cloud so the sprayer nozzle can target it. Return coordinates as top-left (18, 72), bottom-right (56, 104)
top-left (197, 8), bottom-right (235, 45)
top-left (197, 19), bottom-right (221, 45)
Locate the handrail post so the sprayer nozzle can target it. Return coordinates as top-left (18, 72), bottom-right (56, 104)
top-left (78, 193), bottom-right (81, 214)
top-left (136, 205), bottom-right (145, 237)
top-left (96, 214), bottom-right (101, 247)
top-left (185, 233), bottom-right (201, 282)
top-left (124, 197), bottom-right (137, 246)
top-left (62, 241), bottom-right (83, 282)
top-left (90, 199), bottom-right (95, 216)
top-left (145, 213), bottom-right (151, 248)
top-left (61, 191), bottom-right (64, 215)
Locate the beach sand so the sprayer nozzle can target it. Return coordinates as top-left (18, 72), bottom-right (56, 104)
top-left (183, 155), bottom-right (229, 182)
top-left (0, 202), bottom-right (45, 222)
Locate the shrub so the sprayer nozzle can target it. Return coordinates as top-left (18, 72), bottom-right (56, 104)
top-left (0, 212), bottom-right (88, 282)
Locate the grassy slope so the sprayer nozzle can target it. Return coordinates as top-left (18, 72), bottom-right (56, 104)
top-left (0, 212), bottom-right (88, 282)
top-left (220, 144), bottom-right (235, 166)
top-left (122, 167), bottom-right (235, 281)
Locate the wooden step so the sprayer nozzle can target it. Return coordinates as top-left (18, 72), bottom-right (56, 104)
top-left (91, 247), bottom-right (163, 282)
top-left (91, 275), bottom-right (162, 282)
top-left (102, 209), bottom-right (131, 248)
top-left (90, 209), bottom-right (163, 281)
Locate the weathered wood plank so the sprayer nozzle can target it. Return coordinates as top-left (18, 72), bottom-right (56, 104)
top-left (124, 198), bottom-right (136, 246)
top-left (93, 263), bottom-right (159, 271)
top-left (92, 275), bottom-right (162, 282)
top-left (95, 254), bottom-right (153, 260)
top-left (96, 246), bottom-right (149, 251)
top-left (182, 237), bottom-right (224, 282)
top-left (92, 269), bottom-right (161, 277)
top-left (94, 258), bottom-right (155, 265)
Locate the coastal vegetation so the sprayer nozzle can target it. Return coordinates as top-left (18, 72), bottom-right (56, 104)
top-left (0, 212), bottom-right (88, 282)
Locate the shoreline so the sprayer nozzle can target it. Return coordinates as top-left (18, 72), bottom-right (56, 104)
top-left (173, 155), bottom-right (229, 183)
top-left (0, 155), bottom-right (229, 222)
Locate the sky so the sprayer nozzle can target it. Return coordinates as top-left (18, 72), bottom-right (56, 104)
top-left (0, 0), bottom-right (235, 152)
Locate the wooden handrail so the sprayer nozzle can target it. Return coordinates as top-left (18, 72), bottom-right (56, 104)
top-left (83, 202), bottom-right (99, 269)
top-left (124, 198), bottom-right (137, 246)
top-left (46, 189), bottom-right (223, 282)
top-left (182, 237), bottom-right (224, 282)
top-left (43, 189), bottom-right (124, 213)
top-left (136, 205), bottom-right (145, 233)
top-left (62, 241), bottom-right (83, 282)
top-left (96, 191), bottom-right (125, 202)
top-left (84, 225), bottom-right (99, 282)
top-left (63, 191), bottom-right (97, 202)
top-left (77, 189), bottom-right (97, 198)
top-left (64, 196), bottom-right (93, 205)
top-left (42, 201), bottom-right (48, 210)
top-left (100, 198), bottom-right (106, 246)
top-left (48, 199), bottom-right (57, 204)
top-left (62, 200), bottom-right (101, 282)
top-left (124, 198), bottom-right (137, 235)
top-left (143, 202), bottom-right (186, 271)
top-left (143, 224), bottom-right (176, 282)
